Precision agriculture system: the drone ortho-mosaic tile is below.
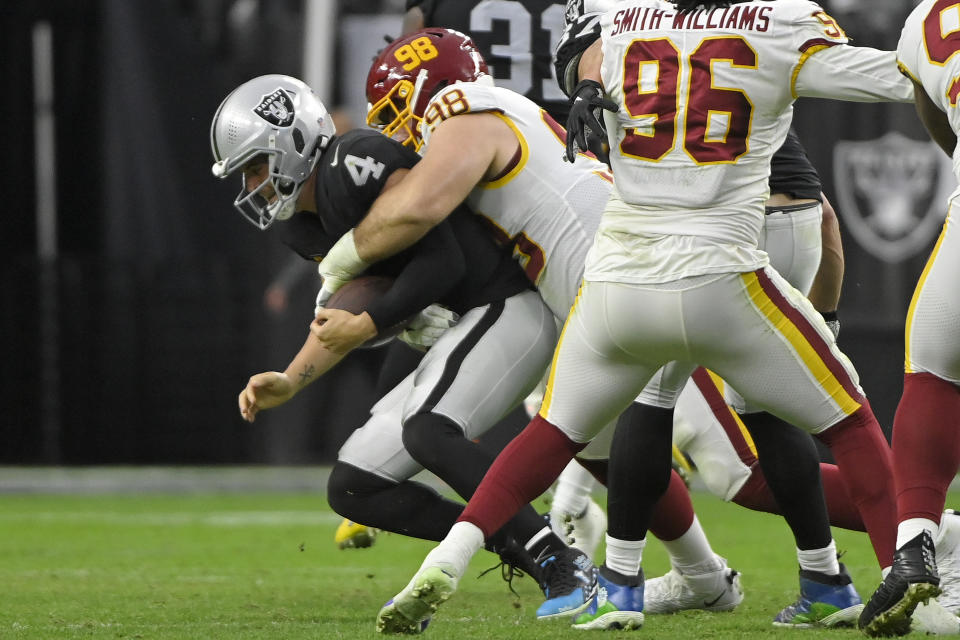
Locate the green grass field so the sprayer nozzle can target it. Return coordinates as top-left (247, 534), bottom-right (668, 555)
top-left (0, 477), bottom-right (953, 639)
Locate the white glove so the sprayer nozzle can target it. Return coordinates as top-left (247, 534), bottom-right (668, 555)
top-left (398, 304), bottom-right (459, 351)
top-left (314, 284), bottom-right (332, 315)
top-left (317, 229), bottom-right (369, 298)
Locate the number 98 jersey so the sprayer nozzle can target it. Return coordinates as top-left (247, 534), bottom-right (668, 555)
top-left (420, 80), bottom-right (614, 321)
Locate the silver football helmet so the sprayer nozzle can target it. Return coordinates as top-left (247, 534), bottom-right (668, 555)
top-left (210, 74), bottom-right (336, 229)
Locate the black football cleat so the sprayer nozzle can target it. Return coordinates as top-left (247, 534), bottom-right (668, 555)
top-left (534, 546), bottom-right (599, 619)
top-left (859, 531), bottom-right (941, 637)
top-left (478, 536), bottom-right (541, 598)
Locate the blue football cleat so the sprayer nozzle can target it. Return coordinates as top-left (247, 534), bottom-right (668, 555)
top-left (535, 547), bottom-right (599, 619)
top-left (774, 563), bottom-right (863, 628)
top-left (572, 565), bottom-right (645, 630)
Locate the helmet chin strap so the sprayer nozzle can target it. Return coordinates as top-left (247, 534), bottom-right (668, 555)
top-left (317, 133), bottom-right (333, 153)
top-left (411, 69), bottom-right (429, 116)
top-left (273, 195), bottom-right (300, 221)
top-left (273, 134), bottom-right (327, 222)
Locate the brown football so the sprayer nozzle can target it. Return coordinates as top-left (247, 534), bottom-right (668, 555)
top-left (323, 275), bottom-right (405, 345)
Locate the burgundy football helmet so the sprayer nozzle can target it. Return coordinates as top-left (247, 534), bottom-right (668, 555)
top-left (366, 28), bottom-right (489, 151)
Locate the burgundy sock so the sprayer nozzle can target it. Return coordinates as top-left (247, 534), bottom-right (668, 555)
top-left (458, 415), bottom-right (585, 539)
top-left (820, 463), bottom-right (864, 532)
top-left (816, 401), bottom-right (896, 566)
top-left (731, 464), bottom-right (779, 513)
top-left (649, 469), bottom-right (696, 541)
top-left (893, 372), bottom-right (960, 522)
top-left (732, 463), bottom-right (864, 532)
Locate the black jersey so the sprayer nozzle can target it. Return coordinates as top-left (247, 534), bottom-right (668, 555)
top-left (407, 0), bottom-right (570, 123)
top-left (275, 129), bottom-right (530, 330)
top-left (769, 129), bottom-right (822, 202)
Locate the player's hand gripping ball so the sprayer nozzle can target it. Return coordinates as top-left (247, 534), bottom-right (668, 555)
top-left (320, 275), bottom-right (410, 348)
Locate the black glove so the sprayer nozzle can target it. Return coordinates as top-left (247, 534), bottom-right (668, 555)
top-left (564, 79), bottom-right (618, 163)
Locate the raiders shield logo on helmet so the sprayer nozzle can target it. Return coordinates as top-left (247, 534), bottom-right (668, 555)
top-left (253, 88), bottom-right (295, 127)
top-left (833, 132), bottom-right (954, 263)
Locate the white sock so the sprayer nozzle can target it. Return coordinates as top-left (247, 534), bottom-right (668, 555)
top-left (604, 534), bottom-right (644, 577)
top-left (797, 540), bottom-right (839, 575)
top-left (897, 518), bottom-right (939, 550)
top-left (551, 462), bottom-right (596, 518)
top-left (935, 513), bottom-right (959, 555)
top-left (660, 516), bottom-right (721, 575)
top-left (419, 521), bottom-right (484, 580)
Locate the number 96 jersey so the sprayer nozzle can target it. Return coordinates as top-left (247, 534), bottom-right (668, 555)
top-left (599, 0), bottom-right (846, 215)
top-left (590, 0), bottom-right (913, 283)
top-left (420, 80), bottom-right (614, 320)
top-left (898, 0), bottom-right (960, 170)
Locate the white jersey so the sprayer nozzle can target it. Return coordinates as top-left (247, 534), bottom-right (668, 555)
top-left (898, 0), bottom-right (960, 188)
top-left (898, 0), bottom-right (960, 384)
top-left (588, 0), bottom-right (913, 283)
top-left (420, 81), bottom-right (614, 320)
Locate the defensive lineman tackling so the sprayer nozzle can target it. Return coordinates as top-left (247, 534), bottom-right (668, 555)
top-left (314, 0), bottom-right (915, 632)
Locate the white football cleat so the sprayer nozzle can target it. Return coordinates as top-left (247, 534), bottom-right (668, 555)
top-left (644, 556), bottom-right (744, 614)
top-left (912, 598), bottom-right (960, 635)
top-left (550, 499), bottom-right (606, 562)
top-left (376, 565), bottom-right (458, 634)
top-left (936, 510), bottom-right (960, 615)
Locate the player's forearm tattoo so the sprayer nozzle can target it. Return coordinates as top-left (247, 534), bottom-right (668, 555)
top-left (297, 364), bottom-right (316, 387)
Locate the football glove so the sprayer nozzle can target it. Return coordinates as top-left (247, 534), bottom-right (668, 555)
top-left (314, 283), bottom-right (332, 315)
top-left (564, 79), bottom-right (618, 163)
top-left (398, 304), bottom-right (459, 351)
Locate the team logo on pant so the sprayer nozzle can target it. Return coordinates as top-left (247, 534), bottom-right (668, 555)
top-left (833, 132), bottom-right (952, 263)
top-left (253, 88), bottom-right (295, 127)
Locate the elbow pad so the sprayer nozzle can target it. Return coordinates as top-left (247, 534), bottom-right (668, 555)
top-left (554, 12), bottom-right (604, 98)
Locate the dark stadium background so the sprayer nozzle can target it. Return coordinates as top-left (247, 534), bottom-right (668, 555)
top-left (2, 0), bottom-right (937, 465)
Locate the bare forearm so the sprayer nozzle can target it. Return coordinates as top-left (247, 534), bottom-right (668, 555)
top-left (578, 39), bottom-right (604, 84)
top-left (807, 195), bottom-right (845, 312)
top-left (353, 115), bottom-right (497, 263)
top-left (282, 331), bottom-right (347, 393)
top-left (353, 187), bottom-right (440, 263)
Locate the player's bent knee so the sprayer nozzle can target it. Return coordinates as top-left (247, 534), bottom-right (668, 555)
top-left (327, 462), bottom-right (395, 519)
top-left (401, 412), bottom-right (464, 466)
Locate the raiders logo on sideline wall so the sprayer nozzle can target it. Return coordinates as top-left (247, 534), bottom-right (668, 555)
top-left (833, 132), bottom-right (954, 263)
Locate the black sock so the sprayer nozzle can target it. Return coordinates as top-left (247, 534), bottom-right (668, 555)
top-left (740, 412), bottom-right (832, 550)
top-left (607, 403), bottom-right (675, 540)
